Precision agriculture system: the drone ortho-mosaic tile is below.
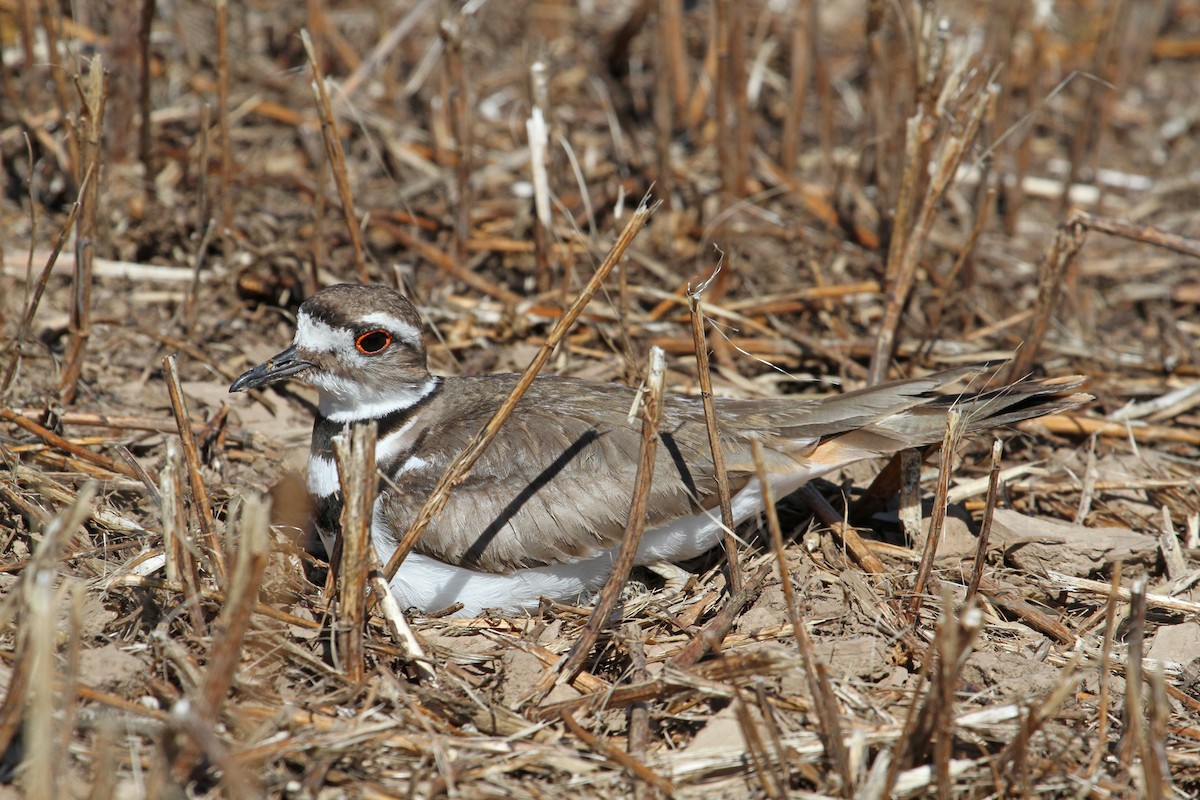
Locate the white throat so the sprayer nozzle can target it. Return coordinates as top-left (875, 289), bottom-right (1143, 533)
top-left (317, 375), bottom-right (439, 423)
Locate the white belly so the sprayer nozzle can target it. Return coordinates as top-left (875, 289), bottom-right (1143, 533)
top-left (374, 467), bottom-right (824, 617)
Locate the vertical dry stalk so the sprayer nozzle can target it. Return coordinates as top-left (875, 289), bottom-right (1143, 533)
top-left (1086, 562), bottom-right (1122, 778)
top-left (23, 554), bottom-right (59, 798)
top-left (162, 439), bottom-right (205, 632)
top-left (59, 58), bottom-right (106, 405)
top-left (1059, 0), bottom-right (1132, 215)
top-left (182, 218), bottom-right (217, 333)
top-left (713, 0), bottom-right (737, 197)
top-left (87, 714), bottom-right (120, 800)
top-left (754, 679), bottom-right (791, 790)
top-left (780, 0), bottom-right (814, 172)
top-left (108, 2), bottom-right (142, 162)
top-left (728, 0), bottom-right (748, 197)
top-left (441, 18), bottom-right (472, 266)
top-left (333, 421), bottom-right (377, 684)
top-left (161, 440), bottom-right (180, 586)
top-left (196, 102), bottom-right (211, 234)
top-left (13, 485), bottom-right (95, 795)
top-left (887, 594), bottom-right (983, 793)
top-left (195, 495), bottom-right (270, 721)
top-left (933, 593), bottom-right (969, 798)
top-left (1, 173), bottom-right (87, 396)
top-left (907, 409), bottom-right (964, 623)
top-left (1144, 666), bottom-right (1172, 798)
top-left (60, 584), bottom-right (83, 778)
top-left (659, 0), bottom-right (688, 117)
top-left (163, 354), bottom-right (226, 580)
top-left (653, 11), bottom-right (675, 203)
top-left (996, 4), bottom-right (1045, 237)
top-left (965, 439), bottom-right (1003, 604)
top-left (15, 0), bottom-right (38, 105)
top-left (688, 288), bottom-right (741, 593)
top-left (382, 199), bottom-right (656, 585)
top-left (867, 76), bottom-right (996, 385)
top-left (529, 347), bottom-right (667, 704)
top-left (527, 62), bottom-right (554, 293)
top-left (38, 0), bottom-right (75, 161)
top-left (215, 0), bottom-right (232, 263)
top-left (732, 688), bottom-right (782, 798)
top-left (301, 29), bottom-right (368, 283)
top-left (138, 0), bottom-right (157, 177)
top-left (752, 440), bottom-right (850, 791)
top-left (1118, 576), bottom-right (1149, 777)
top-left (897, 448), bottom-right (923, 544)
top-left (1004, 218), bottom-right (1087, 382)
top-left (999, 655), bottom-right (1083, 793)
top-left (624, 622), bottom-right (653, 800)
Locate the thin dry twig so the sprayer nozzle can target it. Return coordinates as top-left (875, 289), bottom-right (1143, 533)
top-left (965, 439), bottom-right (1003, 604)
top-left (58, 58), bottom-right (106, 406)
top-left (379, 197), bottom-right (656, 587)
top-left (302, 28), bottom-right (368, 283)
top-left (688, 278), bottom-right (742, 593)
top-left (528, 346), bottom-right (666, 705)
top-left (906, 408), bottom-right (965, 624)
top-left (752, 440), bottom-right (850, 792)
top-left (163, 354), bottom-right (225, 580)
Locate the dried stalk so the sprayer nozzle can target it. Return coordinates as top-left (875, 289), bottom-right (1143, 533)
top-left (529, 346), bottom-right (666, 704)
top-left (688, 284), bottom-right (741, 593)
top-left (59, 58), bottom-right (106, 405)
top-left (163, 354), bottom-right (225, 580)
top-left (215, 0), bottom-right (232, 263)
top-left (1087, 562), bottom-right (1122, 778)
top-left (441, 17), bottom-right (473, 266)
top-left (170, 496), bottom-right (271, 784)
top-left (301, 28), bottom-right (368, 283)
top-left (1005, 217), bottom-right (1086, 382)
top-left (333, 422), bottom-right (377, 684)
top-left (0, 406), bottom-right (137, 479)
top-left (380, 198), bottom-right (655, 586)
top-left (563, 711), bottom-right (673, 795)
top-left (527, 62), bottom-right (554, 292)
top-left (906, 408), bottom-right (965, 623)
top-left (162, 439), bottom-right (204, 632)
top-left (868, 82), bottom-right (996, 385)
top-left (965, 439), bottom-right (1002, 604)
top-left (1, 167), bottom-right (88, 396)
top-left (752, 440), bottom-right (849, 791)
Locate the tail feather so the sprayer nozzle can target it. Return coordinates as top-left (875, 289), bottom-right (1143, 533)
top-left (837, 372), bottom-right (1089, 455)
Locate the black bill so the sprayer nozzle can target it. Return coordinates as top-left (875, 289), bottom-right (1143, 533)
top-left (229, 345), bottom-right (313, 393)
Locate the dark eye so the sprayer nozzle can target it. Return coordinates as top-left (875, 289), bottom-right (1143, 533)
top-left (355, 330), bottom-right (392, 355)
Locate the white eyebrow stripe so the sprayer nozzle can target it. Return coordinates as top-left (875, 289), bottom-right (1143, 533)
top-left (294, 312), bottom-right (352, 354)
top-left (359, 312), bottom-right (423, 347)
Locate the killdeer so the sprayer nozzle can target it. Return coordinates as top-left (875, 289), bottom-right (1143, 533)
top-left (230, 284), bottom-right (1087, 617)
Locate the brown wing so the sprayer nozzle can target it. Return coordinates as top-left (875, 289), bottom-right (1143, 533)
top-left (376, 367), bottom-right (1086, 572)
top-left (377, 375), bottom-right (751, 572)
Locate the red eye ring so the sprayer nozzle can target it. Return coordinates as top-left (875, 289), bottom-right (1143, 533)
top-left (355, 329), bottom-right (392, 355)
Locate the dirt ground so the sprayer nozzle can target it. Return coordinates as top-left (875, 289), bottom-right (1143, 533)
top-left (1, 0), bottom-right (1199, 797)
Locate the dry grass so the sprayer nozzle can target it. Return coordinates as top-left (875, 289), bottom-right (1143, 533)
top-left (2, 0), bottom-right (1199, 797)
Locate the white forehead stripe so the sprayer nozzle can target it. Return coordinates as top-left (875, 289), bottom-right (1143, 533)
top-left (359, 312), bottom-right (423, 347)
top-left (294, 311), bottom-right (352, 354)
